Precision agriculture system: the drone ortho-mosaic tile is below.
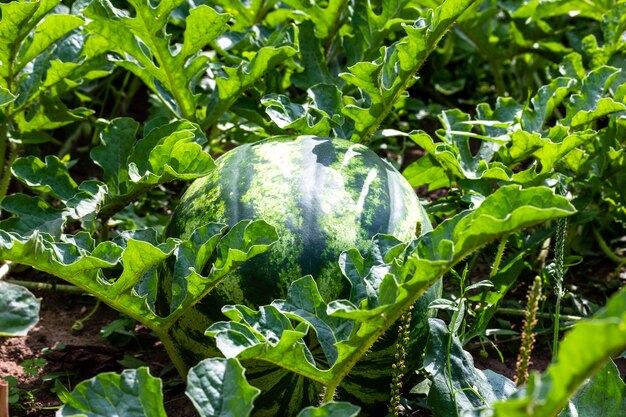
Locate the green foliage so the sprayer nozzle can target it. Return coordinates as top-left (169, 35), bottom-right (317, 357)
top-left (186, 358), bottom-right (260, 417)
top-left (559, 361), bottom-right (626, 417)
top-left (424, 319), bottom-right (515, 416)
top-left (0, 0), bottom-right (625, 415)
top-left (57, 367), bottom-right (168, 417)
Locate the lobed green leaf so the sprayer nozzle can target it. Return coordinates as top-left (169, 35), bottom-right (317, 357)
top-left (425, 319), bottom-right (515, 417)
top-left (559, 361), bottom-right (626, 417)
top-left (84, 0), bottom-right (230, 121)
top-left (341, 0), bottom-right (476, 143)
top-left (12, 155), bottom-right (78, 203)
top-left (57, 367), bottom-right (167, 417)
top-left (296, 402), bottom-right (361, 417)
top-left (186, 358), bottom-right (260, 417)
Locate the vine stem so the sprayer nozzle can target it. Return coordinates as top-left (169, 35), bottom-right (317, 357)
top-left (0, 123), bottom-right (9, 203)
top-left (155, 328), bottom-right (189, 379)
top-left (593, 227), bottom-right (626, 265)
top-left (0, 143), bottom-right (17, 204)
top-left (321, 282), bottom-right (437, 402)
top-left (5, 279), bottom-right (86, 294)
top-left (496, 307), bottom-right (581, 322)
top-left (72, 300), bottom-right (101, 331)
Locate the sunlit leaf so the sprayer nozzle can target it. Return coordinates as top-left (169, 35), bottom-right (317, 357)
top-left (425, 319), bottom-right (515, 416)
top-left (57, 367), bottom-right (167, 417)
top-left (186, 358), bottom-right (260, 417)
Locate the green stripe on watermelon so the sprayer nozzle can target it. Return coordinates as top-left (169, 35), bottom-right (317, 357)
top-left (161, 136), bottom-right (433, 416)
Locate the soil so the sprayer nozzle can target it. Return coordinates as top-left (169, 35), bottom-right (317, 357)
top-left (0, 287), bottom-right (196, 417)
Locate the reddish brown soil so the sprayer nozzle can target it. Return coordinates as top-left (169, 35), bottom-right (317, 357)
top-left (0, 289), bottom-right (196, 417)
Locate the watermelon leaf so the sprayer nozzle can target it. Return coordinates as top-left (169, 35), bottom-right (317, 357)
top-left (521, 77), bottom-right (577, 132)
top-left (296, 402), bottom-right (361, 417)
top-left (16, 13), bottom-right (84, 73)
top-left (512, 0), bottom-right (613, 21)
top-left (0, 87), bottom-right (17, 108)
top-left (9, 118), bottom-right (213, 229)
top-left (207, 304), bottom-right (327, 382)
top-left (57, 367), bottom-right (167, 417)
top-left (424, 318), bottom-right (516, 417)
top-left (11, 155), bottom-right (78, 203)
top-left (0, 0), bottom-right (111, 138)
top-left (408, 63), bottom-right (625, 192)
top-left (290, 20), bottom-right (336, 90)
top-left (186, 358), bottom-right (260, 417)
top-left (90, 118), bottom-right (138, 194)
top-left (0, 194), bottom-right (68, 238)
top-left (558, 361), bottom-right (626, 417)
top-left (341, 0), bottom-right (476, 143)
top-left (0, 0), bottom-right (77, 83)
top-left (0, 220), bottom-right (277, 332)
top-left (84, 0), bottom-right (230, 122)
top-left (262, 84), bottom-right (349, 137)
top-left (0, 281), bottom-right (40, 337)
top-left (281, 0), bottom-right (348, 42)
top-left (272, 276), bottom-right (354, 367)
top-left (201, 44), bottom-right (297, 130)
top-left (92, 118), bottom-right (214, 206)
top-left (564, 66), bottom-right (626, 127)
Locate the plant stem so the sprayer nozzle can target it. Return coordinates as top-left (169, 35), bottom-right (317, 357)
top-left (496, 308), bottom-right (581, 322)
top-left (72, 300), bottom-right (101, 331)
top-left (5, 279), bottom-right (87, 295)
top-left (155, 329), bottom-right (190, 378)
top-left (0, 123), bottom-right (9, 204)
top-left (488, 59), bottom-right (506, 97)
top-left (321, 283), bottom-right (439, 401)
top-left (593, 227), bottom-right (625, 265)
top-left (0, 143), bottom-right (17, 203)
top-left (490, 236), bottom-right (507, 278)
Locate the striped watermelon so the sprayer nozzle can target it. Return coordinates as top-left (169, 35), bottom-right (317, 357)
top-left (161, 136), bottom-right (437, 416)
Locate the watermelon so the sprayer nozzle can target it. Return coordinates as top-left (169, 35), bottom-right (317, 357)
top-left (160, 136), bottom-right (438, 416)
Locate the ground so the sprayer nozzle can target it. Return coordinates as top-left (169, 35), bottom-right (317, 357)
top-left (0, 286), bottom-right (196, 417)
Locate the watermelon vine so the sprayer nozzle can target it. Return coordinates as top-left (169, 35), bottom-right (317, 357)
top-left (1, 1), bottom-right (626, 416)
